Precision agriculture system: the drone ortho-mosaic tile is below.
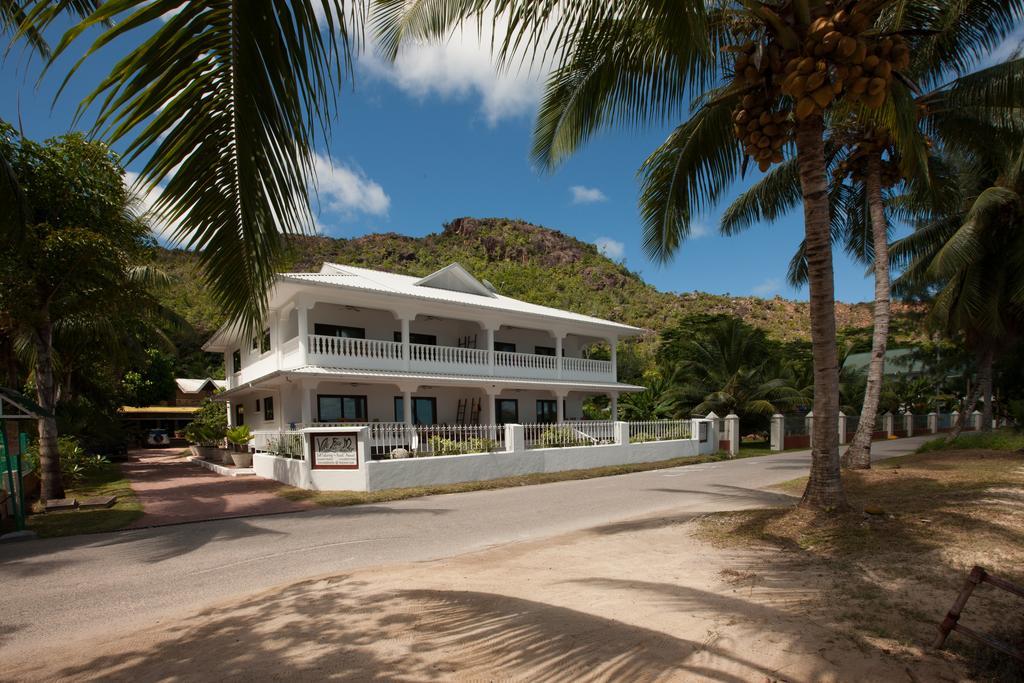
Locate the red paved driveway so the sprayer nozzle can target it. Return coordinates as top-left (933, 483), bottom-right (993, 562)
top-left (121, 448), bottom-right (313, 528)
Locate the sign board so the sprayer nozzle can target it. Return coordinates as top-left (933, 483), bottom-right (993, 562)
top-left (310, 431), bottom-right (360, 469)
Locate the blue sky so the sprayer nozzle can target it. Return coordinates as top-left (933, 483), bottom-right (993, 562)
top-left (3, 17), bottom-right (1020, 304)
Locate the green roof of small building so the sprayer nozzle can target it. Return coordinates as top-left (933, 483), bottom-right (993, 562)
top-left (843, 348), bottom-right (926, 376)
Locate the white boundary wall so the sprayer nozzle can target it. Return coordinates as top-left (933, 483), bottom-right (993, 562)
top-left (253, 420), bottom-right (716, 492)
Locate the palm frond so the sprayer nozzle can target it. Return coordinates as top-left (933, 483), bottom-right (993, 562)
top-left (637, 96), bottom-right (742, 263)
top-left (49, 0), bottom-right (363, 334)
top-left (720, 156), bottom-right (800, 236)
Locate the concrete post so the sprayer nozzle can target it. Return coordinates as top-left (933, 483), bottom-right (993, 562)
top-left (770, 414), bottom-right (784, 452)
top-left (400, 317), bottom-right (411, 371)
top-left (884, 412), bottom-right (895, 438)
top-left (724, 413), bottom-right (740, 457)
top-left (609, 337), bottom-right (618, 382)
top-left (838, 411), bottom-right (847, 445)
top-left (402, 390), bottom-right (413, 426)
top-left (614, 421), bottom-right (630, 446)
top-left (904, 412), bottom-right (913, 437)
top-left (705, 411), bottom-right (720, 450)
top-left (505, 423), bottom-right (525, 453)
top-left (972, 410), bottom-right (983, 431)
top-left (486, 327), bottom-right (495, 376)
top-left (555, 334), bottom-right (564, 380)
top-left (805, 411), bottom-right (814, 442)
top-left (928, 411), bottom-right (938, 434)
top-left (950, 410), bottom-right (960, 431)
top-left (609, 393), bottom-right (619, 421)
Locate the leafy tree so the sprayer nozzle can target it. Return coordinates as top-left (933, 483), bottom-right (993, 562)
top-left (618, 368), bottom-right (680, 421)
top-left (121, 348), bottom-right (177, 407)
top-left (0, 126), bottom-right (153, 499)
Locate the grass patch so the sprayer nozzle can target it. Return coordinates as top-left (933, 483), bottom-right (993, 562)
top-left (698, 448), bottom-right (1024, 680)
top-left (24, 462), bottom-right (143, 538)
top-left (917, 430), bottom-right (1024, 454)
top-left (280, 449), bottom-right (764, 507)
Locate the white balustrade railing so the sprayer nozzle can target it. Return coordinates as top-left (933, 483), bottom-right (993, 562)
top-left (308, 334), bottom-right (404, 361)
top-left (562, 356), bottom-right (613, 375)
top-left (628, 420), bottom-right (693, 443)
top-left (523, 420), bottom-right (614, 449)
top-left (409, 343), bottom-right (489, 367)
top-left (494, 350), bottom-right (557, 373)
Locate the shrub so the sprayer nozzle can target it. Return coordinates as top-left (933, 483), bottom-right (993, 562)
top-left (184, 396), bottom-right (228, 446)
top-left (537, 427), bottom-right (589, 448)
top-left (23, 436), bottom-right (110, 485)
top-left (225, 425), bottom-right (252, 447)
top-left (426, 436), bottom-right (498, 455)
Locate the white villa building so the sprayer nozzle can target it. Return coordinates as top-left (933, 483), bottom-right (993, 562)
top-left (204, 262), bottom-right (644, 438)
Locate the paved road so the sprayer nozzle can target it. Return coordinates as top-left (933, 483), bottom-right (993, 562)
top-left (0, 436), bottom-right (931, 658)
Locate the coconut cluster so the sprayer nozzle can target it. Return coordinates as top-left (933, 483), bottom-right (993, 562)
top-left (781, 8), bottom-right (910, 119)
top-left (728, 2), bottom-right (912, 173)
top-left (835, 130), bottom-right (901, 187)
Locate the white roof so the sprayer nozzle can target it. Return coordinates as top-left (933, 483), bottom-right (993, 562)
top-left (277, 262), bottom-right (642, 333)
top-left (175, 378), bottom-right (228, 394)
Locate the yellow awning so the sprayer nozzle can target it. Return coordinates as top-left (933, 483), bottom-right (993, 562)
top-left (119, 405), bottom-right (201, 415)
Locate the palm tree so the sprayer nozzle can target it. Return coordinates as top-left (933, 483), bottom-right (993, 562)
top-left (376, 0), bottom-right (990, 509)
top-left (892, 145), bottom-right (1024, 439)
top-left (3, 0), bottom-right (365, 335)
top-left (722, 49), bottom-right (1024, 467)
top-left (666, 318), bottom-right (806, 428)
top-left (618, 368), bottom-right (680, 421)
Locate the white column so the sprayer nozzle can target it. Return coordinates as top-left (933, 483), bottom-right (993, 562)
top-left (838, 411), bottom-right (847, 445)
top-left (972, 410), bottom-right (983, 431)
top-left (555, 334), bottom-right (564, 380)
top-left (297, 304), bottom-right (309, 365)
top-left (402, 389), bottom-right (413, 426)
top-left (273, 309), bottom-right (284, 370)
top-left (226, 400), bottom-right (234, 428)
top-left (904, 411), bottom-right (914, 437)
top-left (928, 411), bottom-right (938, 434)
top-left (555, 390), bottom-right (567, 424)
top-left (950, 410), bottom-right (960, 431)
top-left (884, 412), bottom-right (895, 438)
top-left (400, 316), bottom-right (411, 371)
top-left (609, 337), bottom-right (618, 382)
top-left (609, 393), bottom-right (618, 421)
top-left (300, 382), bottom-right (314, 425)
top-left (486, 327), bottom-right (496, 376)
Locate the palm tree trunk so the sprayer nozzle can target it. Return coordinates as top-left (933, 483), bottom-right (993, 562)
top-left (978, 347), bottom-right (994, 432)
top-left (32, 306), bottom-right (64, 501)
top-left (795, 117), bottom-right (846, 510)
top-left (843, 156), bottom-right (890, 470)
top-left (948, 346), bottom-right (991, 441)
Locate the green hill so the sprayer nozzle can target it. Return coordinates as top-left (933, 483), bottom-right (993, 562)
top-left (149, 217), bottom-right (924, 365)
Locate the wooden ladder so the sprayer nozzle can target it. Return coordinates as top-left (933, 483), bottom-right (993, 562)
top-left (457, 334), bottom-right (478, 349)
top-left (469, 397), bottom-right (482, 424)
top-left (456, 398), bottom-right (467, 424)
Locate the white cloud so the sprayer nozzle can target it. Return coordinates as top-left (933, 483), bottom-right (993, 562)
top-left (124, 171), bottom-right (190, 244)
top-left (311, 153), bottom-right (390, 218)
top-left (595, 237), bottom-right (625, 260)
top-left (752, 277), bottom-right (782, 297)
top-left (359, 12), bottom-right (551, 125)
top-left (690, 222), bottom-right (710, 239)
top-left (571, 185), bottom-right (608, 205)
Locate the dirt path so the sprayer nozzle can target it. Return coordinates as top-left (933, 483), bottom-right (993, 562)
top-left (4, 509), bottom-right (966, 682)
top-left (121, 449), bottom-right (312, 527)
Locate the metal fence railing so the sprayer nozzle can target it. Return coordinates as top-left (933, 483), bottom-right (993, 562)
top-left (628, 419), bottom-right (693, 444)
top-left (524, 421), bottom-right (615, 449)
top-left (252, 430), bottom-right (304, 460)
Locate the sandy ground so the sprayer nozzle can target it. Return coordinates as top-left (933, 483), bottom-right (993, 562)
top-left (5, 508), bottom-right (969, 682)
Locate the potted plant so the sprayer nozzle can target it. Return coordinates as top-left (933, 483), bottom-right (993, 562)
top-left (225, 425), bottom-right (252, 467)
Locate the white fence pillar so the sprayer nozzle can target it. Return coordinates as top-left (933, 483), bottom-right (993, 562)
top-left (614, 421), bottom-right (629, 446)
top-left (904, 411), bottom-right (913, 437)
top-left (838, 411), bottom-right (847, 445)
top-left (884, 412), bottom-right (895, 438)
top-left (950, 410), bottom-right (960, 431)
top-left (928, 411), bottom-right (938, 434)
top-left (972, 410), bottom-right (983, 431)
top-left (770, 414), bottom-right (784, 452)
top-left (724, 413), bottom-right (740, 457)
top-left (705, 412), bottom-right (720, 450)
top-left (805, 411), bottom-right (814, 443)
top-left (505, 424), bottom-right (525, 453)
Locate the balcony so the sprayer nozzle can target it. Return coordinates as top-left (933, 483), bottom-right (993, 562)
top-left (233, 333), bottom-right (615, 385)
